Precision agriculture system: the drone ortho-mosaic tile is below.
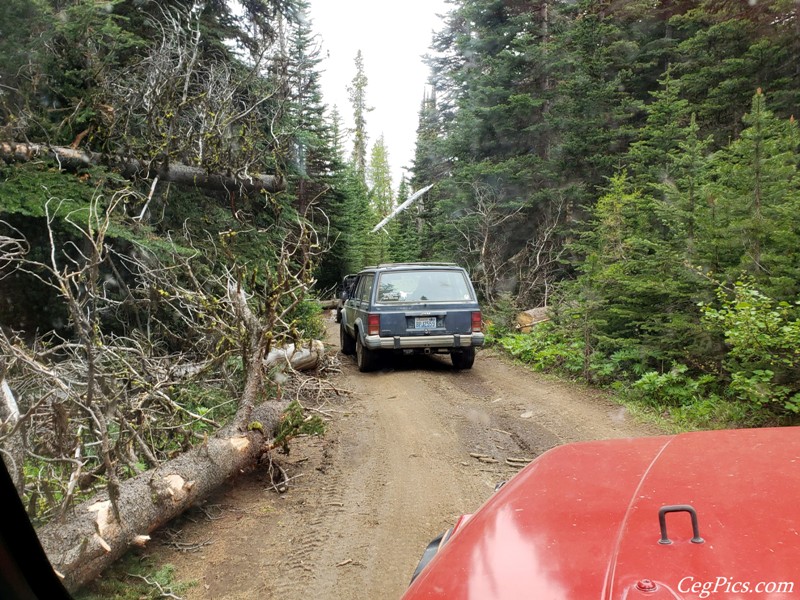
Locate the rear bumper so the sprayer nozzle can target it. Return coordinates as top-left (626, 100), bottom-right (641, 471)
top-left (364, 332), bottom-right (485, 351)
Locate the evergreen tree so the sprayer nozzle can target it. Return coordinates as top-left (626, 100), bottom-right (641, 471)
top-left (565, 172), bottom-right (711, 377)
top-left (699, 90), bottom-right (800, 299)
top-left (366, 136), bottom-right (393, 264)
top-left (626, 68), bottom-right (691, 192)
top-left (389, 178), bottom-right (421, 263)
top-left (285, 1), bottom-right (334, 213)
top-left (411, 88), bottom-right (446, 259)
top-left (347, 50), bottom-right (371, 183)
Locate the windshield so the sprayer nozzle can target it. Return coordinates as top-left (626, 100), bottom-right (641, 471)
top-left (376, 270), bottom-right (474, 303)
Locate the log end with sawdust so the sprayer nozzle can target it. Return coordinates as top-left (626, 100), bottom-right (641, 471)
top-left (516, 307), bottom-right (550, 333)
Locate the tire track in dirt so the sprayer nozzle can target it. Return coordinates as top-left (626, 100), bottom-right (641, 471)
top-left (152, 321), bottom-right (659, 599)
top-left (286, 365), bottom-right (493, 600)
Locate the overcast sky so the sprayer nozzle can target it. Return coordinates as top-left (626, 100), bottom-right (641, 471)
top-left (307, 1), bottom-right (450, 188)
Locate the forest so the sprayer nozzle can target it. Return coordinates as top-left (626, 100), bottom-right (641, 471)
top-left (0, 0), bottom-right (799, 592)
top-left (411, 0), bottom-right (800, 429)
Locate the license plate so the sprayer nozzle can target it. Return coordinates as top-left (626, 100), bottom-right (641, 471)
top-left (414, 317), bottom-right (437, 330)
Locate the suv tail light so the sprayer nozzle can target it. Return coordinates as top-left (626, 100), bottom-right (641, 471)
top-left (471, 311), bottom-right (482, 333)
top-left (368, 314), bottom-right (380, 336)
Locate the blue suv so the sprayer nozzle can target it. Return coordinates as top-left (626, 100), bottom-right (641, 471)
top-left (339, 263), bottom-right (484, 372)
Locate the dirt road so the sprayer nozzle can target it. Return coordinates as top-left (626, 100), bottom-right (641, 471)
top-left (151, 320), bottom-right (658, 599)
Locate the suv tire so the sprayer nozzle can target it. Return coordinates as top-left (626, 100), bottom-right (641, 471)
top-left (340, 322), bottom-right (356, 355)
top-left (356, 335), bottom-right (378, 372)
top-left (451, 347), bottom-right (475, 370)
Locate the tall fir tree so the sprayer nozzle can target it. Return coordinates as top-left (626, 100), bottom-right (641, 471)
top-left (366, 136), bottom-right (393, 264)
top-left (389, 178), bottom-right (422, 263)
top-left (347, 50), bottom-right (371, 183)
top-left (699, 90), bottom-right (800, 300)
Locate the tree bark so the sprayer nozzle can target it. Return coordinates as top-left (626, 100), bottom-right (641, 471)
top-left (0, 142), bottom-right (285, 194)
top-left (0, 377), bottom-right (24, 495)
top-left (36, 399), bottom-right (287, 593)
top-left (264, 340), bottom-right (324, 371)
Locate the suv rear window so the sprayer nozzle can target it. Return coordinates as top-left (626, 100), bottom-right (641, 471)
top-left (376, 270), bottom-right (474, 303)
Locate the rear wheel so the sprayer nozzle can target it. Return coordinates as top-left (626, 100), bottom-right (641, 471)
top-left (356, 335), bottom-right (378, 372)
top-left (340, 322), bottom-right (356, 355)
top-left (451, 347), bottom-right (475, 370)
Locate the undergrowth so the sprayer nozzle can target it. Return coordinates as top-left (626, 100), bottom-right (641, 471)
top-left (492, 321), bottom-right (794, 431)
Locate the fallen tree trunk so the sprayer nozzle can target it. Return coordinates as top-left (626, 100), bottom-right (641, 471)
top-left (264, 340), bottom-right (324, 372)
top-left (38, 283), bottom-right (293, 592)
top-left (36, 399), bottom-right (287, 592)
top-left (0, 142), bottom-right (285, 194)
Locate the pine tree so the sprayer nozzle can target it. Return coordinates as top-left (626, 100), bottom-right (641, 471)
top-left (389, 178), bottom-right (421, 263)
top-left (347, 50), bottom-right (371, 183)
top-left (366, 136), bottom-right (393, 264)
top-left (699, 90), bottom-right (800, 299)
top-left (285, 1), bottom-right (334, 213)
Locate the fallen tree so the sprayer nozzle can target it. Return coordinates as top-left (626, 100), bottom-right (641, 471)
top-left (0, 191), bottom-right (324, 591)
top-left (32, 286), bottom-right (323, 591)
top-left (37, 398), bottom-right (286, 592)
top-left (0, 142), bottom-right (285, 194)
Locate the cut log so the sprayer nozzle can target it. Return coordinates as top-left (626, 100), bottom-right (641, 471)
top-left (0, 142), bottom-right (285, 194)
top-left (516, 307), bottom-right (550, 333)
top-left (36, 399), bottom-right (287, 593)
top-left (264, 340), bottom-right (324, 372)
top-left (318, 299), bottom-right (338, 310)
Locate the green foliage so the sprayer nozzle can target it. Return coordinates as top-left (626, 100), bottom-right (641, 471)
top-left (173, 384), bottom-right (239, 432)
top-left (1, 163), bottom-right (115, 219)
top-left (667, 398), bottom-right (766, 431)
top-left (497, 323), bottom-right (585, 376)
top-left (75, 555), bottom-right (193, 600)
top-left (702, 281), bottom-right (800, 413)
top-left (483, 292), bottom-right (519, 337)
top-left (698, 90), bottom-right (800, 299)
top-left (630, 364), bottom-right (717, 408)
top-left (283, 298), bottom-right (325, 341)
top-left (273, 400), bottom-right (325, 453)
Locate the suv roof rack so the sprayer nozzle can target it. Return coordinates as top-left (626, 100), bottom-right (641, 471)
top-left (375, 262), bottom-right (458, 268)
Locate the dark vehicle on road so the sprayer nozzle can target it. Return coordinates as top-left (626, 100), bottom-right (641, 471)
top-left (339, 263), bottom-right (484, 372)
top-left (402, 427), bottom-right (800, 599)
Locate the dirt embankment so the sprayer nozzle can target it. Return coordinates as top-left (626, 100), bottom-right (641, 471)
top-left (149, 319), bottom-right (659, 599)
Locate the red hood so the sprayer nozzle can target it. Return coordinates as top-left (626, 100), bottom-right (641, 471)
top-left (403, 427), bottom-right (800, 599)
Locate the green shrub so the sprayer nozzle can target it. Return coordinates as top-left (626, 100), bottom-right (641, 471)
top-left (496, 322), bottom-right (585, 375)
top-left (283, 298), bottom-right (325, 341)
top-left (702, 281), bottom-right (800, 414)
top-left (629, 364), bottom-right (717, 407)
